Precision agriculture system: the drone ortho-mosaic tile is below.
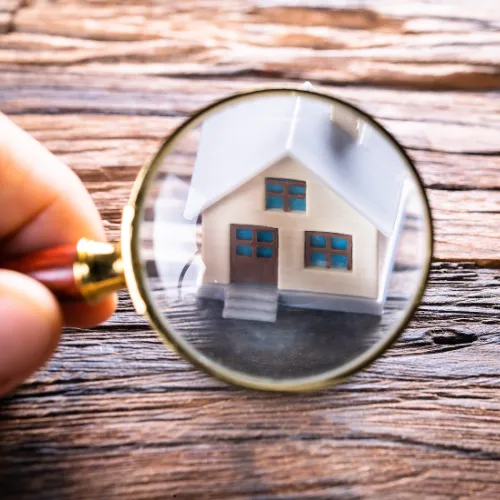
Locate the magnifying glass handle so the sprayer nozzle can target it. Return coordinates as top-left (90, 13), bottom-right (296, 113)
top-left (0, 239), bottom-right (126, 304)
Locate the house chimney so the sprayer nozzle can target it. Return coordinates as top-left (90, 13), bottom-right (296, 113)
top-left (330, 104), bottom-right (364, 151)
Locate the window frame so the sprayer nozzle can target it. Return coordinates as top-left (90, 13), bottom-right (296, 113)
top-left (265, 178), bottom-right (306, 213)
top-left (233, 226), bottom-right (276, 260)
top-left (304, 231), bottom-right (353, 271)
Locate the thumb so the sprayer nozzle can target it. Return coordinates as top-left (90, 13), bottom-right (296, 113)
top-left (0, 270), bottom-right (62, 396)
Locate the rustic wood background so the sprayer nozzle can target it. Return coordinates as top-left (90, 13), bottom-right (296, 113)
top-left (1, 0), bottom-right (499, 498)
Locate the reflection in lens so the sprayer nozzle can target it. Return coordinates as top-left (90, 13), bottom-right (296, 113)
top-left (135, 87), bottom-right (431, 389)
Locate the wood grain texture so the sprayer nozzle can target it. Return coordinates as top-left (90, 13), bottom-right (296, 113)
top-left (2, 0), bottom-right (500, 89)
top-left (3, 78), bottom-right (500, 262)
top-left (1, 264), bottom-right (500, 499)
top-left (0, 0), bottom-right (499, 498)
top-left (0, 0), bottom-right (21, 34)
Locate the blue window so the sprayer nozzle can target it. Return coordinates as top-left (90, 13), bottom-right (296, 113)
top-left (289, 197), bottom-right (306, 212)
top-left (266, 182), bottom-right (284, 193)
top-left (265, 178), bottom-right (306, 213)
top-left (266, 195), bottom-right (284, 210)
top-left (257, 231), bottom-right (273, 243)
top-left (236, 228), bottom-right (252, 240)
top-left (310, 235), bottom-right (326, 248)
top-left (289, 184), bottom-right (306, 195)
top-left (310, 252), bottom-right (327, 267)
top-left (331, 254), bottom-right (348, 269)
top-left (236, 245), bottom-right (252, 257)
top-left (305, 231), bottom-right (352, 270)
top-left (234, 226), bottom-right (277, 262)
top-left (257, 247), bottom-right (273, 258)
top-left (331, 237), bottom-right (348, 250)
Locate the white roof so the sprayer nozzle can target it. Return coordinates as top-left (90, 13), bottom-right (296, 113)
top-left (184, 89), bottom-right (409, 236)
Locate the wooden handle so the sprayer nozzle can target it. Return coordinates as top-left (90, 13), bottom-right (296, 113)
top-left (0, 244), bottom-right (83, 300)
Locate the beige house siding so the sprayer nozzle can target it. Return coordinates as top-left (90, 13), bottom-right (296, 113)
top-left (201, 156), bottom-right (379, 299)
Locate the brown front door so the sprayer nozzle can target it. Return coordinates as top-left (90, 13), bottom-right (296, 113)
top-left (230, 224), bottom-right (278, 285)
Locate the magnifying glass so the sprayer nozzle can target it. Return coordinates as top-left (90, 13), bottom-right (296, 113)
top-left (3, 86), bottom-right (433, 391)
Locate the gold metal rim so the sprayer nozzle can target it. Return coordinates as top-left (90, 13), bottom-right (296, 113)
top-left (121, 87), bottom-right (435, 392)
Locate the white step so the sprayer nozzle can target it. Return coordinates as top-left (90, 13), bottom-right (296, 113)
top-left (226, 284), bottom-right (279, 301)
top-left (223, 283), bottom-right (279, 323)
top-left (223, 297), bottom-right (278, 313)
top-left (222, 307), bottom-right (277, 323)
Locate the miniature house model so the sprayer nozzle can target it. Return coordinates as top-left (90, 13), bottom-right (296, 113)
top-left (184, 88), bottom-right (410, 322)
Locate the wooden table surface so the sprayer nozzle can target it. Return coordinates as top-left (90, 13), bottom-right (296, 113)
top-left (1, 1), bottom-right (499, 498)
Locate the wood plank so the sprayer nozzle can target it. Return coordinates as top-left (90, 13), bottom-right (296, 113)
top-left (430, 190), bottom-right (500, 265)
top-left (3, 72), bottom-right (500, 159)
top-left (8, 110), bottom-right (500, 192)
top-left (0, 0), bottom-right (21, 33)
top-left (2, 0), bottom-right (500, 89)
top-left (5, 102), bottom-right (500, 263)
top-left (0, 263), bottom-right (499, 499)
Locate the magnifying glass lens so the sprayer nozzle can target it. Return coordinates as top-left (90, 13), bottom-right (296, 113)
top-left (134, 89), bottom-right (432, 390)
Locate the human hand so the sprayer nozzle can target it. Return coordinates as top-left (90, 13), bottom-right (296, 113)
top-left (0, 114), bottom-right (116, 396)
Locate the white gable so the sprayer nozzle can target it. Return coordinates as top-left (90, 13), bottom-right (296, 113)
top-left (184, 89), bottom-right (409, 237)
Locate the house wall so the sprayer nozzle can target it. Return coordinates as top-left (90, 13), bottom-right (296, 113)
top-left (378, 232), bottom-right (388, 297)
top-left (201, 156), bottom-right (379, 299)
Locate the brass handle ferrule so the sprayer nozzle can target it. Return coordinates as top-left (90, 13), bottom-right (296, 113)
top-left (74, 238), bottom-right (126, 303)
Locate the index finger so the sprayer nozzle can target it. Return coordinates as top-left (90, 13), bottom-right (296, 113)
top-left (0, 113), bottom-right (105, 249)
top-left (0, 113), bottom-right (116, 327)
